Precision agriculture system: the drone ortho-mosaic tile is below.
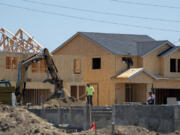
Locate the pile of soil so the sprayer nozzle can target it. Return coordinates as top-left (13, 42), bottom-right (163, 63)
top-left (1, 105), bottom-right (180, 135)
top-left (44, 97), bottom-right (86, 108)
top-left (0, 105), bottom-right (66, 135)
top-left (71, 126), bottom-right (180, 135)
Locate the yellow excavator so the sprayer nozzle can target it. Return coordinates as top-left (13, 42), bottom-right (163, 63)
top-left (15, 48), bottom-right (65, 104)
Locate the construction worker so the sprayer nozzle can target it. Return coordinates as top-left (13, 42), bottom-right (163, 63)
top-left (146, 91), bottom-right (155, 105)
top-left (86, 84), bottom-right (94, 106)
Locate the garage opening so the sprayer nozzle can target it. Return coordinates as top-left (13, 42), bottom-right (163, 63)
top-left (155, 88), bottom-right (180, 104)
top-left (125, 83), bottom-right (146, 103)
top-left (71, 86), bottom-right (77, 98)
top-left (24, 89), bottom-right (51, 105)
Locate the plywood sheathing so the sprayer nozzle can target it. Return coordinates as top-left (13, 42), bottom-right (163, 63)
top-left (143, 44), bottom-right (171, 75)
top-left (114, 68), bottom-right (156, 83)
top-left (53, 34), bottom-right (116, 106)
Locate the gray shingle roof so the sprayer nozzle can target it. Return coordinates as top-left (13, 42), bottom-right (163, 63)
top-left (80, 32), bottom-right (155, 56)
top-left (137, 40), bottom-right (174, 56)
top-left (52, 32), bottom-right (175, 56)
top-left (159, 46), bottom-right (180, 57)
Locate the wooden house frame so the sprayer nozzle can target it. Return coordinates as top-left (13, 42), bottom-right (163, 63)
top-left (52, 32), bottom-right (180, 106)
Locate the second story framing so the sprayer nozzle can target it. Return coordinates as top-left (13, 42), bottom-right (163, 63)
top-left (52, 32), bottom-right (180, 80)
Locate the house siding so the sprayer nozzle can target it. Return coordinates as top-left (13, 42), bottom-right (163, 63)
top-left (163, 49), bottom-right (180, 77)
top-left (143, 44), bottom-right (171, 75)
top-left (54, 34), bottom-right (111, 56)
top-left (53, 33), bottom-right (180, 105)
top-left (115, 56), bottom-right (139, 74)
top-left (53, 34), bottom-right (116, 106)
top-left (0, 53), bottom-right (48, 82)
top-left (154, 80), bottom-right (180, 89)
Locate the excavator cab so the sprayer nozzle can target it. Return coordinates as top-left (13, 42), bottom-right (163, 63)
top-left (0, 80), bottom-right (11, 87)
top-left (0, 80), bottom-right (15, 105)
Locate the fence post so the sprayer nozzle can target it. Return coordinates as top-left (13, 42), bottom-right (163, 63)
top-left (111, 122), bottom-right (115, 135)
top-left (83, 104), bottom-right (91, 130)
top-left (112, 104), bottom-right (116, 125)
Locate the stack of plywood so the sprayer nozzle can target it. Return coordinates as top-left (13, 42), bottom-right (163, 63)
top-left (0, 87), bottom-right (15, 105)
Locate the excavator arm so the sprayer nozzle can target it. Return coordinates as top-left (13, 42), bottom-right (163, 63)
top-left (15, 48), bottom-right (64, 104)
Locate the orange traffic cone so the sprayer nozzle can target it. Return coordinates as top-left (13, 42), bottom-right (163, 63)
top-left (90, 122), bottom-right (96, 130)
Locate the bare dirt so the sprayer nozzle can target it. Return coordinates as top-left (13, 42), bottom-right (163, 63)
top-left (43, 97), bottom-right (86, 108)
top-left (29, 97), bottom-right (86, 109)
top-left (71, 126), bottom-right (180, 135)
top-left (0, 105), bottom-right (66, 135)
top-left (1, 105), bottom-right (180, 135)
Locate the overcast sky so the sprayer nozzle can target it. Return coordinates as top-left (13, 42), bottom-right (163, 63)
top-left (0, 0), bottom-right (180, 51)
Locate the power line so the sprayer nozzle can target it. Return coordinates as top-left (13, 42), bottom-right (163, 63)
top-left (0, 2), bottom-right (180, 33)
top-left (23, 0), bottom-right (180, 23)
top-left (112, 0), bottom-right (180, 9)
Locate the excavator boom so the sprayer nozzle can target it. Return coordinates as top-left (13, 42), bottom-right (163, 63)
top-left (15, 48), bottom-right (64, 104)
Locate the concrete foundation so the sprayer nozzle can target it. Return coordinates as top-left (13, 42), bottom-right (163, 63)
top-left (113, 105), bottom-right (177, 133)
top-left (29, 105), bottom-right (180, 133)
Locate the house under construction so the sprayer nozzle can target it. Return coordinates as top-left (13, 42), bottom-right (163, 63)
top-left (0, 28), bottom-right (53, 105)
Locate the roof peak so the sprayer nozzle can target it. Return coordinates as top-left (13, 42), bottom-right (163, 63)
top-left (137, 40), bottom-right (168, 43)
top-left (52, 32), bottom-right (172, 56)
top-left (79, 31), bottom-right (150, 37)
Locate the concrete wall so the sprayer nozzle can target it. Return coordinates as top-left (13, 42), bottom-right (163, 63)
top-left (91, 106), bottom-right (112, 129)
top-left (29, 106), bottom-right (90, 130)
top-left (175, 106), bottom-right (180, 131)
top-left (113, 104), bottom-right (180, 133)
top-left (29, 105), bottom-right (180, 133)
top-left (29, 106), bottom-right (112, 130)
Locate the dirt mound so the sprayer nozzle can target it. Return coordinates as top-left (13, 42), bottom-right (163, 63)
top-left (44, 97), bottom-right (86, 108)
top-left (0, 105), bottom-right (66, 135)
top-left (71, 125), bottom-right (180, 135)
top-left (1, 105), bottom-right (180, 135)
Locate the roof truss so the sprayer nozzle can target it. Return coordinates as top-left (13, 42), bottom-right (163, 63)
top-left (0, 28), bottom-right (43, 53)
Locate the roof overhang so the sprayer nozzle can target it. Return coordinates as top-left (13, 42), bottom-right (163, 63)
top-left (52, 32), bottom-right (79, 54)
top-left (51, 32), bottom-right (114, 55)
top-left (160, 46), bottom-right (180, 58)
top-left (141, 41), bottom-right (175, 57)
top-left (113, 68), bottom-right (157, 83)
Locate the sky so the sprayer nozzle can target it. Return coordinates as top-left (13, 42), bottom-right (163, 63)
top-left (0, 0), bottom-right (180, 52)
